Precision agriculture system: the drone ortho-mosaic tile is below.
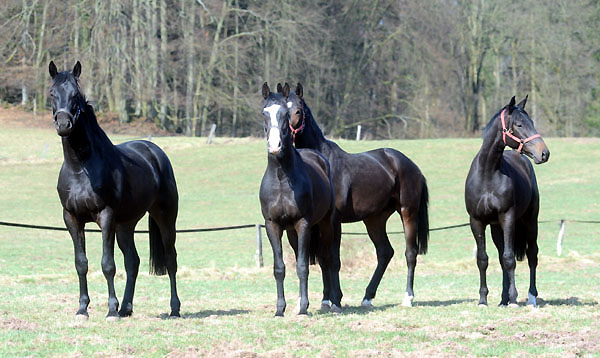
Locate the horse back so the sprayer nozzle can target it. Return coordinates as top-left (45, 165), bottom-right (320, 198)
top-left (112, 140), bottom-right (178, 219)
top-left (329, 147), bottom-right (421, 222)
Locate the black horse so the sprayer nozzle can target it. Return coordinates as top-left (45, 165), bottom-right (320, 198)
top-left (49, 61), bottom-right (180, 320)
top-left (465, 96), bottom-right (549, 307)
top-left (259, 82), bottom-right (341, 316)
top-left (285, 83), bottom-right (429, 308)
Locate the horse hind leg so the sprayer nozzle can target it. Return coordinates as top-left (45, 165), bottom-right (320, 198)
top-left (399, 206), bottom-right (420, 307)
top-left (491, 224), bottom-right (509, 306)
top-left (362, 213), bottom-right (394, 308)
top-left (116, 225), bottom-right (140, 317)
top-left (149, 210), bottom-right (181, 317)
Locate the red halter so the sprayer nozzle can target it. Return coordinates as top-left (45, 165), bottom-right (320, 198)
top-left (500, 109), bottom-right (541, 154)
top-left (289, 101), bottom-right (306, 144)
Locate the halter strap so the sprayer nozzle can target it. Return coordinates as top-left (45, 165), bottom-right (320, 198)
top-left (500, 109), bottom-right (541, 154)
top-left (289, 101), bottom-right (306, 144)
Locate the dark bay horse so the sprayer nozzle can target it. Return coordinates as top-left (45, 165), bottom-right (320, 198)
top-left (284, 83), bottom-right (429, 308)
top-left (49, 61), bottom-right (180, 320)
top-left (259, 82), bottom-right (341, 316)
top-left (465, 96), bottom-right (549, 307)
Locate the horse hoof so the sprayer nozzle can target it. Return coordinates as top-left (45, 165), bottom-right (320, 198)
top-left (169, 311), bottom-right (181, 318)
top-left (320, 301), bottom-right (332, 313)
top-left (329, 304), bottom-right (342, 314)
top-left (361, 299), bottom-right (374, 308)
top-left (274, 312), bottom-right (284, 317)
top-left (402, 294), bottom-right (414, 307)
top-left (75, 314), bottom-right (89, 321)
top-left (477, 303), bottom-right (487, 308)
top-left (508, 303), bottom-right (519, 309)
top-left (106, 315), bottom-right (120, 322)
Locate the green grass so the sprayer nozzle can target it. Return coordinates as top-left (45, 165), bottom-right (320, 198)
top-left (0, 120), bottom-right (599, 357)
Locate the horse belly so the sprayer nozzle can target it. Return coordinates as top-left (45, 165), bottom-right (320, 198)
top-left (336, 179), bottom-right (394, 222)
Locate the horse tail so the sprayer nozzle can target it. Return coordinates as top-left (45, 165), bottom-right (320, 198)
top-left (514, 228), bottom-right (528, 261)
top-left (309, 226), bottom-right (319, 265)
top-left (149, 216), bottom-right (168, 275)
top-left (417, 177), bottom-right (430, 255)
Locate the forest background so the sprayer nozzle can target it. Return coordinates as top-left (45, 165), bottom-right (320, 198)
top-left (1, 0), bottom-right (599, 139)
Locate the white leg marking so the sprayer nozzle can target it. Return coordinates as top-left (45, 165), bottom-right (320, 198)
top-left (361, 298), bottom-right (374, 308)
top-left (402, 292), bottom-right (414, 307)
top-left (294, 297), bottom-right (302, 314)
top-left (527, 292), bottom-right (537, 307)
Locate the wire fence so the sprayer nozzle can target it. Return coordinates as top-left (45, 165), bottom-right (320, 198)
top-left (1, 218), bottom-right (598, 267)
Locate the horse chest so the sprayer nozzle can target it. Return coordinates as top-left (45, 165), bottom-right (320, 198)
top-left (260, 178), bottom-right (308, 224)
top-left (58, 172), bottom-right (107, 218)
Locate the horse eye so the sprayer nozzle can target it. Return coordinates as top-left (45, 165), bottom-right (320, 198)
top-left (516, 123), bottom-right (522, 128)
top-left (295, 110), bottom-right (301, 115)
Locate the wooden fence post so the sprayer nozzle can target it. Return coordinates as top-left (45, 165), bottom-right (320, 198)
top-left (255, 224), bottom-right (263, 268)
top-left (207, 123), bottom-right (217, 144)
top-left (556, 219), bottom-right (566, 256)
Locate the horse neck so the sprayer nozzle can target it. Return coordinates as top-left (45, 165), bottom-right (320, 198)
top-left (295, 102), bottom-right (330, 153)
top-left (266, 143), bottom-right (303, 183)
top-left (476, 115), bottom-right (507, 177)
top-left (61, 110), bottom-right (117, 172)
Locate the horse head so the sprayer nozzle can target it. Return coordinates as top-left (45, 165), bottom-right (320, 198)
top-left (501, 96), bottom-right (550, 164)
top-left (49, 61), bottom-right (86, 137)
top-left (262, 82), bottom-right (292, 156)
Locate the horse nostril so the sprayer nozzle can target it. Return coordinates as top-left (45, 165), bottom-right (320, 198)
top-left (542, 150), bottom-right (550, 162)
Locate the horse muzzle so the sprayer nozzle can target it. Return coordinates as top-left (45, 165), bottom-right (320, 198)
top-left (54, 110), bottom-right (73, 136)
top-left (527, 139), bottom-right (550, 164)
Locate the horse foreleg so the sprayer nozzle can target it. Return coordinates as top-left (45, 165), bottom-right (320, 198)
top-left (470, 218), bottom-right (489, 306)
top-left (98, 209), bottom-right (119, 320)
top-left (294, 218), bottom-right (311, 315)
top-left (64, 210), bottom-right (89, 319)
top-left (362, 215), bottom-right (394, 307)
top-left (318, 216), bottom-right (342, 313)
top-left (265, 220), bottom-right (286, 316)
top-left (116, 226), bottom-right (140, 317)
top-left (499, 212), bottom-right (518, 307)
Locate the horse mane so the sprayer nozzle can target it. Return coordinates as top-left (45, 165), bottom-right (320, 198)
top-left (481, 105), bottom-right (508, 139)
top-left (301, 99), bottom-right (326, 140)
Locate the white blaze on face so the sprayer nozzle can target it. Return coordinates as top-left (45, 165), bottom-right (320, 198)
top-left (264, 104), bottom-right (282, 153)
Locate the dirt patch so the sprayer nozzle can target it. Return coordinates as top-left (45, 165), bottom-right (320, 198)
top-left (0, 316), bottom-right (38, 331)
top-left (0, 105), bottom-right (169, 136)
top-left (165, 340), bottom-right (288, 358)
top-left (512, 328), bottom-right (600, 354)
top-left (346, 319), bottom-right (399, 333)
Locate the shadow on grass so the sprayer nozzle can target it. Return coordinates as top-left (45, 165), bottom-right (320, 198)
top-left (335, 303), bottom-right (398, 315)
top-left (158, 309), bottom-right (251, 320)
top-left (538, 297), bottom-right (598, 307)
top-left (413, 298), bottom-right (475, 307)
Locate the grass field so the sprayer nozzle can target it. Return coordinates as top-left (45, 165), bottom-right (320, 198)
top-left (0, 110), bottom-right (599, 357)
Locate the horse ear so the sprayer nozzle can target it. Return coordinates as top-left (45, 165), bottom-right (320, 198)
top-left (296, 83), bottom-right (303, 100)
top-left (276, 83), bottom-right (283, 93)
top-left (507, 96), bottom-right (516, 114)
top-left (517, 95), bottom-right (528, 109)
top-left (262, 82), bottom-right (270, 99)
top-left (72, 61), bottom-right (81, 78)
top-left (49, 61), bottom-right (58, 79)
top-left (283, 82), bottom-right (290, 98)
